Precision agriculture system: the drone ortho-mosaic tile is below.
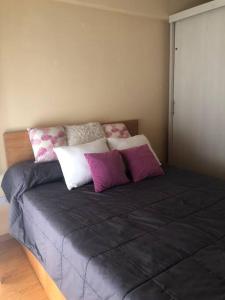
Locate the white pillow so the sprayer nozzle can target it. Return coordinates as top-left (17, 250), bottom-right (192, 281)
top-left (107, 134), bottom-right (161, 164)
top-left (65, 122), bottom-right (105, 146)
top-left (54, 138), bottom-right (109, 190)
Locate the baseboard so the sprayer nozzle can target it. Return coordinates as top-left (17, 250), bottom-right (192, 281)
top-left (0, 233), bottom-right (12, 242)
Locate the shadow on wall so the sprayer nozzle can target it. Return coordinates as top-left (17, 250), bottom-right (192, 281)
top-left (170, 126), bottom-right (225, 180)
top-left (169, 0), bottom-right (212, 14)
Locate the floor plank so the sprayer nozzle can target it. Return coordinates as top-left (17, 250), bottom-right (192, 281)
top-left (0, 238), bottom-right (48, 300)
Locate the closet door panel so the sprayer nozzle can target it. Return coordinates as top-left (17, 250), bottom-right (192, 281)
top-left (172, 6), bottom-right (225, 177)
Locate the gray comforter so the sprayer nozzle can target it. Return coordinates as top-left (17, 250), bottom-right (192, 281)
top-left (2, 161), bottom-right (225, 300)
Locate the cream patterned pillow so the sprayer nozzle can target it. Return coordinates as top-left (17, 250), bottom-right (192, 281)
top-left (28, 126), bottom-right (67, 162)
top-left (65, 122), bottom-right (105, 146)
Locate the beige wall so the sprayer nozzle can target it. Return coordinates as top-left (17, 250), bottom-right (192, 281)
top-left (0, 0), bottom-right (212, 173)
top-left (0, 203), bottom-right (9, 235)
top-left (0, 0), bottom-right (170, 172)
top-left (55, 0), bottom-right (169, 18)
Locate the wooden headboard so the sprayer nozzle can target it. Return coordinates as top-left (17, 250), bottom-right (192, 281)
top-left (4, 120), bottom-right (139, 167)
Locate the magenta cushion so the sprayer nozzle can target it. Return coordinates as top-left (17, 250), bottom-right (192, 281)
top-left (120, 144), bottom-right (164, 182)
top-left (84, 150), bottom-right (129, 192)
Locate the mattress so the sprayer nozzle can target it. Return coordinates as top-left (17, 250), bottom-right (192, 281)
top-left (3, 162), bottom-right (225, 300)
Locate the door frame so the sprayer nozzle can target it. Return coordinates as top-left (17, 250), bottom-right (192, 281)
top-left (168, 22), bottom-right (175, 164)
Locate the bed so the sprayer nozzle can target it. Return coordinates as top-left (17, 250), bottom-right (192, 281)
top-left (2, 120), bottom-right (225, 300)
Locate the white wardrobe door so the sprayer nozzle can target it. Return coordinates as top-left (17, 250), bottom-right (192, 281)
top-left (172, 6), bottom-right (225, 177)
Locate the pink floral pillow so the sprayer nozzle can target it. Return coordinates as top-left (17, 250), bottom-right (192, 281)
top-left (28, 126), bottom-right (67, 162)
top-left (102, 123), bottom-right (131, 138)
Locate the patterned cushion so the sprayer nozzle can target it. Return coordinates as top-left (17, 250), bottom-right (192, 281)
top-left (28, 127), bottom-right (67, 162)
top-left (102, 123), bottom-right (131, 138)
top-left (65, 122), bottom-right (105, 146)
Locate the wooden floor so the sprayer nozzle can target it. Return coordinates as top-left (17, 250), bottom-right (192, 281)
top-left (0, 237), bottom-right (48, 300)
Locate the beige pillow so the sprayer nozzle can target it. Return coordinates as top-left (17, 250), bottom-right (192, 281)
top-left (65, 122), bottom-right (105, 146)
top-left (107, 134), bottom-right (161, 165)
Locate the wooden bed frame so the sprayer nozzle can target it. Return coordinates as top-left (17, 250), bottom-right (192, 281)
top-left (4, 120), bottom-right (139, 167)
top-left (3, 119), bottom-right (139, 300)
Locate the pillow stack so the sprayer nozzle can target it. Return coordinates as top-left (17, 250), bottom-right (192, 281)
top-left (28, 121), bottom-right (164, 192)
top-left (27, 122), bottom-right (129, 163)
top-left (84, 144), bottom-right (163, 193)
top-left (107, 134), bottom-right (161, 164)
top-left (54, 138), bottom-right (109, 190)
top-left (28, 122), bottom-right (104, 163)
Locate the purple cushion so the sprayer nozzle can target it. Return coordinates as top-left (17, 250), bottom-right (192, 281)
top-left (84, 150), bottom-right (129, 192)
top-left (120, 144), bottom-right (164, 182)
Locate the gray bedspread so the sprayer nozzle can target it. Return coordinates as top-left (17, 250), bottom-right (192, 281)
top-left (3, 163), bottom-right (225, 300)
